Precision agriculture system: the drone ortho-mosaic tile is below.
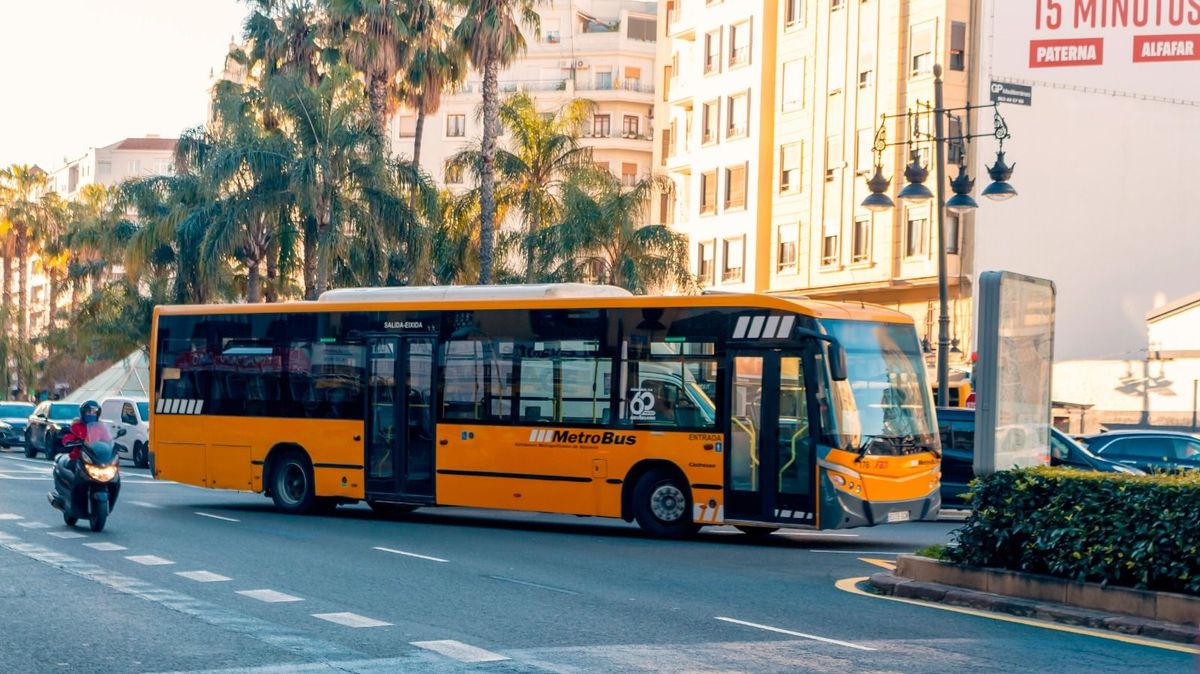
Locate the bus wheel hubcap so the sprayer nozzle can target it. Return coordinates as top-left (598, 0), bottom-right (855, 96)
top-left (651, 484), bottom-right (685, 522)
top-left (281, 464), bottom-right (306, 503)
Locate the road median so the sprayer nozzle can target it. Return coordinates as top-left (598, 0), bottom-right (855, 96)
top-left (868, 555), bottom-right (1200, 645)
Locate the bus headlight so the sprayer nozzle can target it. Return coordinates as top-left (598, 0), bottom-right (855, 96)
top-left (84, 464), bottom-right (118, 482)
top-left (830, 474), bottom-right (846, 486)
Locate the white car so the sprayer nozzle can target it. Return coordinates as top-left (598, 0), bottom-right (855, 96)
top-left (99, 397), bottom-right (151, 468)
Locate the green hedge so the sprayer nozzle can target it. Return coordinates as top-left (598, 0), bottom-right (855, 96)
top-left (947, 467), bottom-right (1200, 596)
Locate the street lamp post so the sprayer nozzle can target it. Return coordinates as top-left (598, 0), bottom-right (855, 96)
top-left (862, 64), bottom-right (1017, 407)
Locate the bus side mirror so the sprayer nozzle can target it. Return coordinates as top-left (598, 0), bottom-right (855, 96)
top-left (828, 342), bottom-right (848, 382)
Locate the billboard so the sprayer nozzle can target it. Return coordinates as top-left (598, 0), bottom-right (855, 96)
top-left (974, 272), bottom-right (1056, 476)
top-left (990, 1), bottom-right (1200, 104)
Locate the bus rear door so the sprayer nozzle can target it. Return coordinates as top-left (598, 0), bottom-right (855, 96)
top-left (365, 336), bottom-right (437, 503)
top-left (725, 351), bottom-right (817, 527)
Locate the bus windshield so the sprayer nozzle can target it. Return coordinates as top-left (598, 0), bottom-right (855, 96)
top-left (818, 320), bottom-right (938, 455)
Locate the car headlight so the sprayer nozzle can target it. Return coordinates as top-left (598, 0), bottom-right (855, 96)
top-left (84, 463), bottom-right (118, 482)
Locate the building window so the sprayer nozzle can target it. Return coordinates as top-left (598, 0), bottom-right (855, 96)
top-left (446, 114), bottom-right (466, 137)
top-left (831, 0), bottom-right (843, 10)
top-left (700, 171), bottom-right (717, 215)
top-left (398, 115), bottom-right (417, 138)
top-left (947, 214), bottom-right (960, 254)
top-left (595, 161), bottom-right (611, 174)
top-left (702, 100), bottom-right (719, 144)
top-left (622, 162), bottom-right (639, 186)
top-left (704, 29), bottom-right (721, 74)
top-left (950, 22), bottom-right (967, 71)
top-left (859, 42), bottom-right (875, 89)
top-left (662, 126), bottom-right (673, 163)
top-left (777, 224), bottom-right (797, 272)
top-left (593, 114), bottom-right (611, 137)
top-left (785, 0), bottom-right (806, 27)
top-left (444, 161), bottom-right (464, 185)
top-left (852, 217), bottom-right (871, 263)
top-left (627, 17), bottom-right (656, 42)
top-left (129, 160), bottom-right (142, 174)
top-left (722, 236), bottom-right (745, 282)
top-left (824, 136), bottom-right (841, 182)
top-left (911, 21), bottom-right (935, 77)
top-left (729, 20), bottom-right (751, 67)
top-left (821, 224), bottom-right (839, 267)
top-left (623, 115), bottom-right (640, 137)
top-left (779, 142), bottom-right (802, 193)
top-left (596, 69), bottom-right (614, 89)
top-left (856, 128), bottom-right (874, 175)
top-left (781, 59), bottom-right (804, 111)
top-left (905, 210), bottom-right (929, 257)
top-left (724, 163), bottom-right (747, 210)
top-left (727, 91), bottom-right (749, 139)
top-left (698, 240), bottom-right (715, 283)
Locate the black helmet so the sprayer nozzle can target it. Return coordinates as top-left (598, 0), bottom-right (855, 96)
top-left (79, 400), bottom-right (101, 420)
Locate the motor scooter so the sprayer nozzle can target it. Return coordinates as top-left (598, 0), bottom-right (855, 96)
top-left (47, 423), bottom-right (123, 532)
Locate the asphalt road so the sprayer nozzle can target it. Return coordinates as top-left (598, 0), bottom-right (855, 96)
top-left (0, 449), bottom-right (1195, 673)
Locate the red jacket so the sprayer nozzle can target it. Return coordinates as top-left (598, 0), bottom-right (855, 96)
top-left (62, 420), bottom-right (111, 461)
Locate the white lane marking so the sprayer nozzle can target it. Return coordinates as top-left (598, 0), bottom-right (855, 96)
top-left (776, 531), bottom-right (861, 538)
top-left (83, 542), bottom-right (127, 551)
top-left (195, 512), bottom-right (240, 522)
top-left (0, 475), bottom-right (51, 480)
top-left (130, 501), bottom-right (162, 509)
top-left (18, 521), bottom-right (50, 529)
top-left (47, 531), bottom-right (87, 539)
top-left (313, 612), bottom-right (391, 628)
top-left (0, 513), bottom-right (24, 520)
top-left (810, 550), bottom-right (905, 555)
top-left (410, 640), bottom-right (508, 663)
top-left (373, 546), bottom-right (448, 563)
top-left (715, 616), bottom-right (877, 652)
top-left (237, 589), bottom-right (303, 603)
top-left (126, 555), bottom-right (175, 566)
top-left (176, 570), bottom-right (232, 583)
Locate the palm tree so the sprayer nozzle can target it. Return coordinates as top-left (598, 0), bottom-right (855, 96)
top-left (538, 171), bottom-right (695, 294)
top-left (325, 0), bottom-right (411, 136)
top-left (63, 184), bottom-right (121, 315)
top-left (451, 0), bottom-right (543, 284)
top-left (0, 165), bottom-right (49, 347)
top-left (35, 193), bottom-right (70, 332)
top-left (449, 93), bottom-right (593, 282)
top-left (398, 0), bottom-right (464, 169)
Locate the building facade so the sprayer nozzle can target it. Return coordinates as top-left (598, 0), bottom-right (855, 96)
top-left (655, 0), bottom-right (977, 365)
top-left (391, 0), bottom-right (659, 192)
top-left (49, 137), bottom-right (177, 202)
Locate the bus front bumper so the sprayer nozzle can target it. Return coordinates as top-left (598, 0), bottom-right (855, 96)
top-left (824, 488), bottom-right (942, 529)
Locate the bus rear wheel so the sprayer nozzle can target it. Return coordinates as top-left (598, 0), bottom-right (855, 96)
top-left (270, 451), bottom-right (317, 515)
top-left (633, 469), bottom-right (700, 539)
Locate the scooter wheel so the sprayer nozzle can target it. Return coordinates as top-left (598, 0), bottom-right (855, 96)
top-left (63, 512), bottom-right (77, 527)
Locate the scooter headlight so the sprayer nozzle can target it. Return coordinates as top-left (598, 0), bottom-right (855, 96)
top-left (84, 463), bottom-right (118, 482)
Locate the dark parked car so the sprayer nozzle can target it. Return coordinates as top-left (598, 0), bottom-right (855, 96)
top-left (25, 401), bottom-right (80, 459)
top-left (0, 401), bottom-right (35, 449)
top-left (937, 408), bottom-right (1144, 506)
top-left (1078, 431), bottom-right (1200, 473)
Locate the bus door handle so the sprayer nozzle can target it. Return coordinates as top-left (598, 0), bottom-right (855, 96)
top-left (439, 439), bottom-right (449, 446)
top-left (353, 434), bottom-right (361, 441)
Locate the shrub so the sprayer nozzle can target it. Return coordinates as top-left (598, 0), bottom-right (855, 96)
top-left (946, 467), bottom-right (1200, 596)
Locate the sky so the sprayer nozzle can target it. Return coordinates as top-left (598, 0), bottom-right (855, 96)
top-left (0, 0), bottom-right (248, 170)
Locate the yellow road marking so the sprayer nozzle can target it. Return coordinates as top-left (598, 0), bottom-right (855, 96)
top-left (858, 557), bottom-right (897, 571)
top-left (834, 576), bottom-right (1200, 655)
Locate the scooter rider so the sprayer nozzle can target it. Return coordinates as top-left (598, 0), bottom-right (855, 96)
top-left (61, 400), bottom-right (110, 473)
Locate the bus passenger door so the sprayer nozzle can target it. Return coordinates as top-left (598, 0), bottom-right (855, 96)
top-left (366, 337), bottom-right (436, 502)
top-left (724, 351), bottom-right (816, 526)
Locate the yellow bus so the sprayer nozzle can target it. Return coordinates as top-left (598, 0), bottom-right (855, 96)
top-left (150, 284), bottom-right (941, 537)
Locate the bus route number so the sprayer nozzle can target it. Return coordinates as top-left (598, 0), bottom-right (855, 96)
top-left (628, 388), bottom-right (656, 421)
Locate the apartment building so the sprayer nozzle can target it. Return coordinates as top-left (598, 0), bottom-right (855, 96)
top-left (391, 0), bottom-right (659, 191)
top-left (656, 0), bottom-right (977, 358)
top-left (49, 137), bottom-right (177, 201)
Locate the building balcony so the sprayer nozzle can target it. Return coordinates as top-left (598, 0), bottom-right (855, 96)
top-left (580, 129), bottom-right (654, 152)
top-left (667, 7), bottom-right (695, 40)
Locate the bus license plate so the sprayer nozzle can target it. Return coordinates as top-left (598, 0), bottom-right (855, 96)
top-left (887, 511), bottom-right (910, 523)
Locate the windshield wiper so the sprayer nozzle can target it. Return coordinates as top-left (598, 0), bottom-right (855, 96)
top-left (851, 434), bottom-right (940, 462)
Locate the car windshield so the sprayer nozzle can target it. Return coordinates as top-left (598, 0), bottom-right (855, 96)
top-left (137, 402), bottom-right (149, 420)
top-left (48, 404), bottom-right (77, 420)
top-left (816, 319), bottom-right (938, 454)
top-left (0, 403), bottom-right (35, 418)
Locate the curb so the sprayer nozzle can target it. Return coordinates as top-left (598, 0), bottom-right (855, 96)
top-left (868, 572), bottom-right (1200, 645)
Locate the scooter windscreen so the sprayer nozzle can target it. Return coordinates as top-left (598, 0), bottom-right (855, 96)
top-left (79, 422), bottom-right (117, 465)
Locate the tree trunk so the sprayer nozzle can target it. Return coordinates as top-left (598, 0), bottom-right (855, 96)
top-left (246, 260), bottom-right (262, 303)
top-left (1, 243), bottom-right (11, 321)
top-left (413, 107), bottom-right (427, 169)
top-left (315, 237), bottom-right (331, 295)
top-left (48, 268), bottom-right (59, 331)
top-left (303, 217), bottom-right (318, 300)
top-left (478, 58), bottom-right (499, 285)
top-left (265, 254), bottom-right (278, 303)
top-left (369, 75), bottom-right (390, 139)
top-left (16, 230), bottom-right (28, 346)
top-left (524, 213), bottom-right (538, 284)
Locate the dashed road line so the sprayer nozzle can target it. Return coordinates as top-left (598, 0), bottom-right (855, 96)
top-left (373, 546), bottom-right (448, 563)
top-left (810, 550), bottom-right (905, 555)
top-left (411, 639), bottom-right (508, 662)
top-left (777, 531), bottom-right (861, 538)
top-left (0, 513), bottom-right (24, 520)
top-left (195, 512), bottom-right (240, 522)
top-left (83, 542), bottom-right (127, 551)
top-left (313, 612), bottom-right (391, 628)
top-left (715, 616), bottom-right (877, 651)
top-left (130, 501), bottom-right (162, 509)
top-left (834, 576), bottom-right (1200, 655)
top-left (486, 574), bottom-right (580, 596)
top-left (17, 521), bottom-right (50, 529)
top-left (127, 554), bottom-right (175, 566)
top-left (237, 589), bottom-right (303, 603)
top-left (176, 570), bottom-right (232, 583)
top-left (47, 531), bottom-right (87, 539)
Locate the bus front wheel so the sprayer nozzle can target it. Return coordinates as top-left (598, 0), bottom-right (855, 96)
top-left (633, 469), bottom-right (700, 538)
top-left (270, 451), bottom-right (317, 515)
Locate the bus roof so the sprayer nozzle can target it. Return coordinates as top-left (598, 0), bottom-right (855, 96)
top-left (153, 285), bottom-right (912, 325)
